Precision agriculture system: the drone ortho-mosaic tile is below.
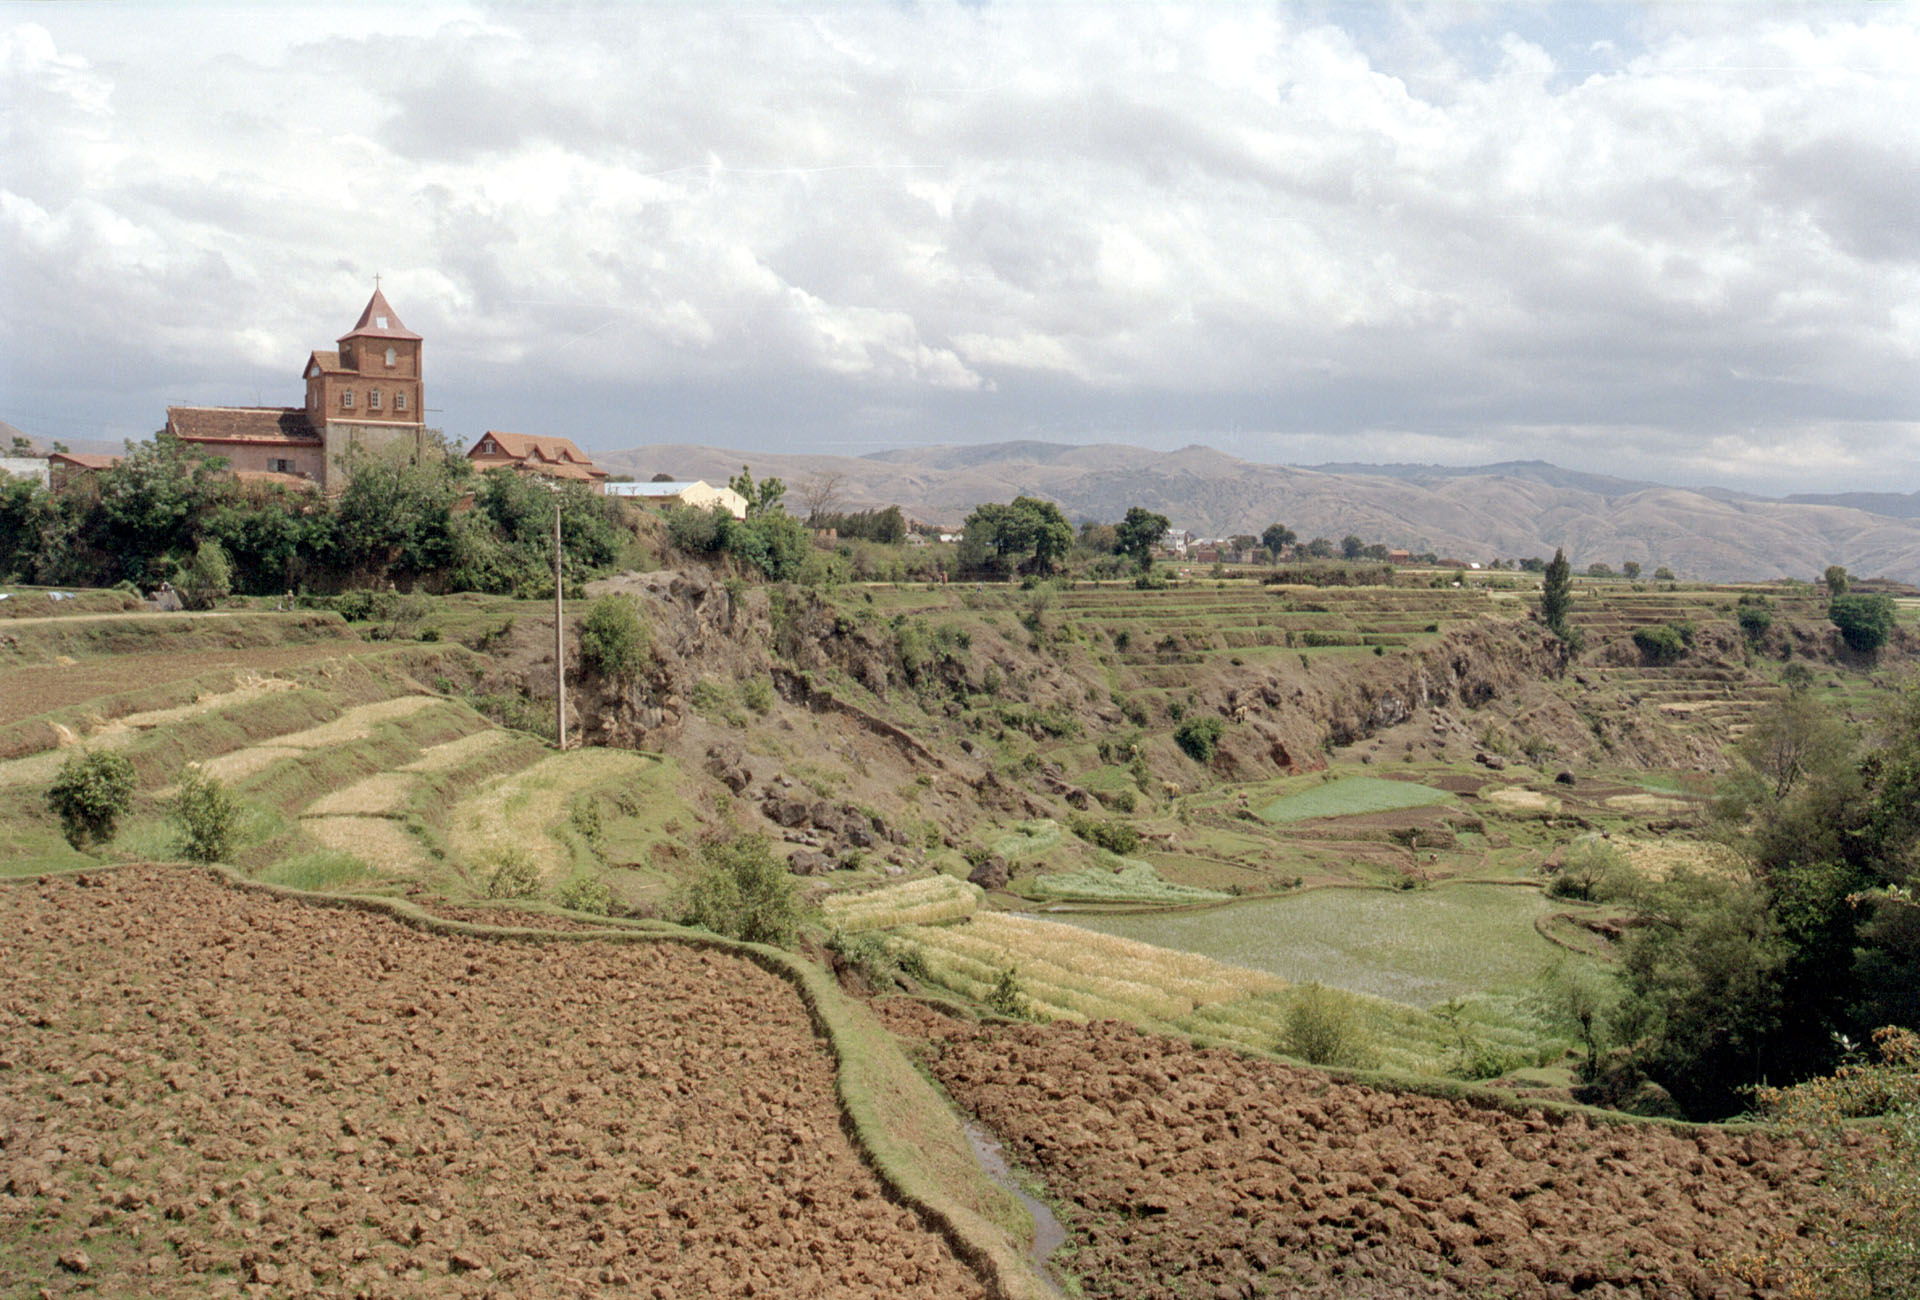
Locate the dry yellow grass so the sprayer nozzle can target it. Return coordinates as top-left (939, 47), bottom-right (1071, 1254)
top-left (891, 912), bottom-right (1283, 1025)
top-left (272, 695), bottom-right (440, 749)
top-left (1605, 792), bottom-right (1693, 815)
top-left (446, 749), bottom-right (652, 882)
top-left (1615, 836), bottom-right (1743, 880)
top-left (300, 815), bottom-right (430, 874)
top-left (823, 875), bottom-right (982, 934)
top-left (399, 729), bottom-right (509, 772)
top-left (305, 773), bottom-right (416, 817)
top-left (198, 744), bottom-right (303, 784)
top-left (1481, 786), bottom-right (1560, 813)
top-left (0, 674), bottom-right (306, 790)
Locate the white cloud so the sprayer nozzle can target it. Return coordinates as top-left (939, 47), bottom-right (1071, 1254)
top-left (0, 2), bottom-right (1915, 492)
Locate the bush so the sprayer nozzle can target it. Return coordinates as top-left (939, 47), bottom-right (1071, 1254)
top-left (1173, 714), bottom-right (1226, 763)
top-left (742, 676), bottom-right (775, 714)
top-left (485, 847), bottom-right (542, 899)
top-left (554, 873), bottom-right (613, 916)
top-left (1281, 982), bottom-right (1375, 1067)
top-left (578, 593), bottom-right (650, 684)
top-left (1736, 595), bottom-right (1773, 645)
top-left (988, 966), bottom-right (1033, 1020)
top-left (177, 539), bottom-right (232, 610)
top-left (46, 749), bottom-right (137, 850)
top-left (1829, 592), bottom-right (1896, 653)
top-left (1632, 623), bottom-right (1686, 664)
top-left (1067, 813), bottom-right (1141, 856)
top-left (679, 834), bottom-right (804, 947)
top-left (172, 767), bottom-right (239, 862)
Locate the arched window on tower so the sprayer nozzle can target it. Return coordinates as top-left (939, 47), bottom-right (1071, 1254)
top-left (395, 391), bottom-right (408, 412)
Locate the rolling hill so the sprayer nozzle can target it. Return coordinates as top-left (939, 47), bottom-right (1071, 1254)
top-left (595, 441), bottom-right (1920, 584)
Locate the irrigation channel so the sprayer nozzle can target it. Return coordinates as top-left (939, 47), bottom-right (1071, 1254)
top-left (962, 1121), bottom-right (1069, 1297)
top-left (1043, 882), bottom-right (1575, 1008)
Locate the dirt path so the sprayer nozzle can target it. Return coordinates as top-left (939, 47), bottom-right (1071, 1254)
top-left (0, 869), bottom-right (990, 1298)
top-left (914, 1016), bottom-right (1839, 1300)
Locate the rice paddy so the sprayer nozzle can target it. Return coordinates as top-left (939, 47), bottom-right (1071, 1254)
top-left (1257, 776), bottom-right (1452, 823)
top-left (822, 874), bottom-right (983, 934)
top-left (1052, 884), bottom-right (1579, 1010)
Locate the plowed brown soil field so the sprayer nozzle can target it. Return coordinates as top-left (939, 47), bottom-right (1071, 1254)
top-left (0, 869), bottom-right (988, 1298)
top-left (915, 1015), bottom-right (1838, 1300)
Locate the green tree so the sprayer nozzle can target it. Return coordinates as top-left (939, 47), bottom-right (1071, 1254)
top-left (1114, 506), bottom-right (1170, 573)
top-left (177, 539), bottom-right (233, 610)
top-left (729, 465), bottom-right (787, 517)
top-left (1622, 560), bottom-right (1642, 580)
top-left (1830, 592), bottom-right (1896, 654)
top-left (1261, 523), bottom-right (1296, 556)
top-left (47, 749), bottom-right (137, 850)
top-left (0, 473), bottom-right (53, 582)
top-left (1824, 564), bottom-right (1849, 595)
top-left (1173, 714), bottom-right (1225, 763)
top-left (1304, 536), bottom-right (1335, 559)
top-left (728, 511), bottom-right (811, 581)
top-left (172, 767), bottom-right (239, 862)
top-left (578, 594), bottom-right (650, 685)
top-left (1540, 547), bottom-right (1574, 640)
top-left (1632, 624), bottom-right (1685, 664)
top-left (1533, 959), bottom-right (1617, 1080)
top-left (1653, 566), bottom-right (1676, 581)
top-left (679, 835), bottom-right (805, 946)
top-left (1340, 534), bottom-right (1365, 560)
top-left (957, 497), bottom-right (1074, 578)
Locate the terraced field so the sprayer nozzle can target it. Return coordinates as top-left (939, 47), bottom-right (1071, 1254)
top-left (0, 868), bottom-right (995, 1298)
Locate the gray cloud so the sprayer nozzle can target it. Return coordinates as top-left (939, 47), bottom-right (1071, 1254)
top-left (1, 3), bottom-right (1915, 495)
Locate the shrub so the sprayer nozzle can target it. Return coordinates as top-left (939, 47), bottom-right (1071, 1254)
top-left (1173, 714), bottom-right (1226, 763)
top-left (1736, 595), bottom-right (1773, 645)
top-left (988, 966), bottom-right (1032, 1020)
top-left (177, 540), bottom-right (232, 610)
top-left (1632, 624), bottom-right (1686, 664)
top-left (741, 676), bottom-right (775, 714)
top-left (554, 873), bottom-right (612, 916)
top-left (172, 767), bottom-right (239, 862)
top-left (485, 847), bottom-right (542, 899)
top-left (1829, 592), bottom-right (1896, 654)
top-left (1281, 982), bottom-right (1375, 1067)
top-left (1067, 813), bottom-right (1141, 855)
top-left (47, 749), bottom-right (137, 850)
top-left (578, 594), bottom-right (650, 684)
top-left (679, 834), bottom-right (804, 947)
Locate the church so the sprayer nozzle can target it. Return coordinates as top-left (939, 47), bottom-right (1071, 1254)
top-left (164, 286), bottom-right (430, 493)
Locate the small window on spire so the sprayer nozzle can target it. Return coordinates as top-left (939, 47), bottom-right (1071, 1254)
top-left (375, 316), bottom-right (389, 329)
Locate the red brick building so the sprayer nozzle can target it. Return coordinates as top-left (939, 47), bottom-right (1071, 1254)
top-left (465, 431), bottom-right (608, 491)
top-left (165, 287), bottom-right (430, 493)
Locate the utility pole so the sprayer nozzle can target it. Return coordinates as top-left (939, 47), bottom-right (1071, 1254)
top-left (553, 494), bottom-right (566, 749)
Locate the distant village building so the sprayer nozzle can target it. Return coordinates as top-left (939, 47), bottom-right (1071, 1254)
top-left (164, 287), bottom-right (431, 494)
top-left (46, 453), bottom-right (122, 492)
top-left (0, 456), bottom-right (50, 488)
top-left (466, 432), bottom-right (609, 492)
top-left (604, 479), bottom-right (747, 519)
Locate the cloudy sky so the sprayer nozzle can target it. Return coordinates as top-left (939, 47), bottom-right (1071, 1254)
top-left (3, 1), bottom-right (1916, 495)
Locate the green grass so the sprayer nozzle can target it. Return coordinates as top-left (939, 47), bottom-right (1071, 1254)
top-left (256, 850), bottom-right (379, 891)
top-left (1055, 883), bottom-right (1582, 1009)
top-left (1029, 856), bottom-right (1230, 904)
top-left (1257, 776), bottom-right (1453, 823)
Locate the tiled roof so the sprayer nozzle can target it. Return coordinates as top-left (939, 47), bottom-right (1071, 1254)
top-left (49, 453), bottom-right (123, 470)
top-left (166, 406), bottom-right (321, 445)
top-left (339, 288), bottom-right (422, 342)
top-left (469, 430), bottom-right (597, 465)
top-left (497, 459), bottom-right (606, 482)
top-left (304, 349), bottom-right (347, 375)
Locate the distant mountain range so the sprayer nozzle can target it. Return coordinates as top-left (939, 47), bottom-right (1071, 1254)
top-left (596, 441), bottom-right (1920, 584)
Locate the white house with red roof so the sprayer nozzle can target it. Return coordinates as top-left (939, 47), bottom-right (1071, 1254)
top-left (164, 287), bottom-right (430, 493)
